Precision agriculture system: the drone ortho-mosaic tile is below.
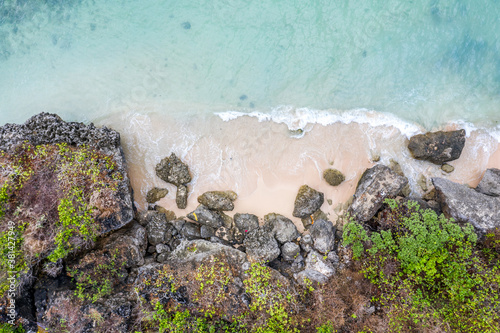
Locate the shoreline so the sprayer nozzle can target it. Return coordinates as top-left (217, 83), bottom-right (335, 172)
top-left (99, 112), bottom-right (500, 231)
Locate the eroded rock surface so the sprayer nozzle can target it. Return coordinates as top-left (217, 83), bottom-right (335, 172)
top-left (433, 177), bottom-right (500, 236)
top-left (187, 204), bottom-right (224, 228)
top-left (349, 164), bottom-right (408, 222)
top-left (309, 219), bottom-right (335, 254)
top-left (476, 168), bottom-right (500, 197)
top-left (264, 213), bottom-right (299, 244)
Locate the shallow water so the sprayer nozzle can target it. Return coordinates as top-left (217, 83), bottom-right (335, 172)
top-left (0, 0), bottom-right (499, 221)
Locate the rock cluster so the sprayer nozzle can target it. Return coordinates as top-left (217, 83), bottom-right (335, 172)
top-left (155, 153), bottom-right (192, 208)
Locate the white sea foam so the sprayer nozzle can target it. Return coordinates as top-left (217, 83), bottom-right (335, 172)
top-left (217, 106), bottom-right (424, 139)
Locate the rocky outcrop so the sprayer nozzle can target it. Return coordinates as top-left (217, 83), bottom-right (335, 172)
top-left (142, 210), bottom-right (169, 246)
top-left (292, 185), bottom-right (324, 218)
top-left (264, 213), bottom-right (299, 244)
top-left (34, 222), bottom-right (146, 333)
top-left (323, 168), bottom-right (345, 186)
top-left (476, 168), bottom-right (500, 197)
top-left (408, 129), bottom-right (466, 164)
top-left (309, 219), bottom-right (335, 254)
top-left (146, 187), bottom-right (168, 203)
top-left (0, 113), bottom-right (135, 327)
top-left (349, 164), bottom-right (408, 222)
top-left (197, 190), bottom-right (237, 211)
top-left (244, 227), bottom-right (280, 262)
top-left (433, 177), bottom-right (500, 236)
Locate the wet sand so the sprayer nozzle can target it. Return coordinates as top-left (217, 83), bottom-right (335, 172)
top-left (99, 112), bottom-right (500, 230)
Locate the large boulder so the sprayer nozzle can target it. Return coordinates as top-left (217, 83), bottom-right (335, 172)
top-left (264, 213), bottom-right (299, 244)
top-left (187, 205), bottom-right (224, 229)
top-left (349, 164), bottom-right (408, 222)
top-left (433, 177), bottom-right (500, 236)
top-left (197, 190), bottom-right (237, 211)
top-left (292, 185), bottom-right (324, 218)
top-left (244, 226), bottom-right (280, 263)
top-left (476, 168), bottom-right (500, 197)
top-left (309, 219), bottom-right (335, 254)
top-left (408, 129), bottom-right (466, 164)
top-left (155, 153), bottom-right (191, 186)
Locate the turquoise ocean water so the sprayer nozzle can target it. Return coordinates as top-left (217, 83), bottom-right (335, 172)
top-left (1, 1), bottom-right (500, 214)
top-left (0, 0), bottom-right (499, 129)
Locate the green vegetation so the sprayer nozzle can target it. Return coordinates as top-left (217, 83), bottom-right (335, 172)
top-left (0, 141), bottom-right (123, 292)
top-left (343, 198), bottom-right (500, 332)
top-left (67, 249), bottom-right (127, 303)
top-left (0, 323), bottom-right (25, 333)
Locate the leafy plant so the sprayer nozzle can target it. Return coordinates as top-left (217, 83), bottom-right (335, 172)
top-left (343, 198), bottom-right (500, 332)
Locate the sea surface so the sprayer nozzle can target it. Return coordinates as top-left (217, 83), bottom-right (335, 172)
top-left (1, 0), bottom-right (499, 220)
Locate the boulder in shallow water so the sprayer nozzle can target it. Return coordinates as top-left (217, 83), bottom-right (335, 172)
top-left (155, 152), bottom-right (191, 186)
top-left (292, 185), bottom-right (324, 218)
top-left (476, 168), bottom-right (500, 197)
top-left (432, 177), bottom-right (500, 236)
top-left (408, 129), bottom-right (466, 164)
top-left (244, 226), bottom-right (280, 263)
top-left (349, 164), bottom-right (408, 222)
top-left (197, 190), bottom-right (237, 211)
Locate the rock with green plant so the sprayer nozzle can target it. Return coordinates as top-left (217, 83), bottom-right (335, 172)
top-left (343, 198), bottom-right (500, 332)
top-left (0, 113), bottom-right (134, 330)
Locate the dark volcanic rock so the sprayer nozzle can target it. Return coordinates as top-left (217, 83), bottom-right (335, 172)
top-left (264, 213), bottom-right (299, 244)
top-left (476, 168), bottom-right (500, 197)
top-left (143, 211), bottom-right (169, 246)
top-left (155, 153), bottom-right (191, 186)
top-left (433, 177), bottom-right (500, 236)
top-left (234, 213), bottom-right (259, 233)
top-left (309, 219), bottom-right (335, 254)
top-left (349, 164), bottom-right (408, 222)
top-left (187, 204), bottom-right (224, 229)
top-left (244, 226), bottom-right (280, 262)
top-left (323, 168), bottom-right (345, 186)
top-left (180, 222), bottom-right (202, 240)
top-left (197, 190), bottom-right (237, 211)
top-left (292, 185), bottom-right (324, 218)
top-left (176, 184), bottom-right (188, 209)
top-left (408, 129), bottom-right (466, 164)
top-left (281, 242), bottom-right (300, 262)
top-left (146, 187), bottom-right (168, 203)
